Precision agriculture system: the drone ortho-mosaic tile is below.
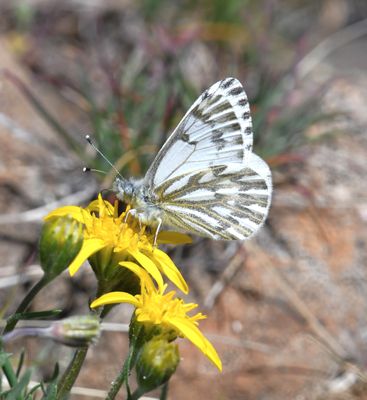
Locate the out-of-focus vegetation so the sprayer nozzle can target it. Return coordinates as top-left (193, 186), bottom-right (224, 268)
top-left (2, 0), bottom-right (364, 176)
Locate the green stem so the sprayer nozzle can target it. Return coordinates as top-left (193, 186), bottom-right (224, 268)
top-left (3, 276), bottom-right (48, 334)
top-left (1, 274), bottom-right (47, 400)
top-left (106, 360), bottom-right (128, 400)
top-left (55, 308), bottom-right (103, 399)
top-left (106, 338), bottom-right (137, 400)
top-left (130, 387), bottom-right (145, 400)
top-left (160, 382), bottom-right (169, 400)
top-left (56, 346), bottom-right (88, 400)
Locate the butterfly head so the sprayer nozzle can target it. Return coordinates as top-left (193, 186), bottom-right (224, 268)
top-left (113, 177), bottom-right (136, 204)
top-left (113, 177), bottom-right (152, 209)
top-left (113, 177), bottom-right (163, 232)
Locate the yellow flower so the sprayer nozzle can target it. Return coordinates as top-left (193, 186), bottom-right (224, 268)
top-left (90, 262), bottom-right (222, 371)
top-left (44, 194), bottom-right (190, 294)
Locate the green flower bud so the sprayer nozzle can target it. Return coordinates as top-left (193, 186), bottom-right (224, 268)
top-left (39, 216), bottom-right (83, 280)
top-left (136, 337), bottom-right (180, 393)
top-left (129, 315), bottom-right (168, 348)
top-left (89, 252), bottom-right (141, 297)
top-left (48, 315), bottom-right (100, 347)
top-left (2, 315), bottom-right (100, 347)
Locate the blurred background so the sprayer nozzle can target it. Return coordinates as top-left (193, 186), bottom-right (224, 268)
top-left (1, 0), bottom-right (367, 399)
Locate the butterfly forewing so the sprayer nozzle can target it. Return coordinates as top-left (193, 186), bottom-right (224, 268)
top-left (113, 77), bottom-right (272, 241)
top-left (144, 78), bottom-right (254, 188)
top-left (152, 153), bottom-right (272, 240)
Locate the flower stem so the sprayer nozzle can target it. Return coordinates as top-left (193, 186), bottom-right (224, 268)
top-left (55, 309), bottom-right (103, 399)
top-left (2, 327), bottom-right (47, 343)
top-left (106, 362), bottom-right (128, 400)
top-left (3, 275), bottom-right (48, 334)
top-left (106, 338), bottom-right (137, 399)
top-left (130, 387), bottom-right (146, 400)
top-left (160, 382), bottom-right (169, 400)
top-left (56, 346), bottom-right (89, 400)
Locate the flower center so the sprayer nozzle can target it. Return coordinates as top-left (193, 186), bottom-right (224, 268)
top-left (85, 211), bottom-right (153, 253)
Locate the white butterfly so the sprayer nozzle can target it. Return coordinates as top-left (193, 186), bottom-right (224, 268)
top-left (113, 77), bottom-right (272, 242)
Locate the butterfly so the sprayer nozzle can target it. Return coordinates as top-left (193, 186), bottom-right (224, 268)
top-left (112, 77), bottom-right (272, 243)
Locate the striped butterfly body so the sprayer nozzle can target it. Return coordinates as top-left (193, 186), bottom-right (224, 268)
top-left (113, 77), bottom-right (272, 241)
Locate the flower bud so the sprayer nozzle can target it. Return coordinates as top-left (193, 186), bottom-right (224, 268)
top-left (90, 254), bottom-right (141, 297)
top-left (39, 216), bottom-right (83, 280)
top-left (136, 337), bottom-right (180, 393)
top-left (48, 315), bottom-right (100, 347)
top-left (129, 315), bottom-right (168, 348)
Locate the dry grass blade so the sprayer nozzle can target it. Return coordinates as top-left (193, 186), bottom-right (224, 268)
top-left (250, 241), bottom-right (367, 385)
top-left (203, 244), bottom-right (246, 310)
top-left (297, 18), bottom-right (367, 78)
top-left (0, 185), bottom-right (97, 225)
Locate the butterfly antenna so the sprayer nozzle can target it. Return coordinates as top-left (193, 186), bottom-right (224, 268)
top-left (83, 167), bottom-right (108, 175)
top-left (85, 135), bottom-right (123, 178)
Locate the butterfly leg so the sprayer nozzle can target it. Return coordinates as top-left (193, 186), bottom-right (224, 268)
top-left (124, 209), bottom-right (131, 222)
top-left (153, 217), bottom-right (162, 247)
top-left (124, 208), bottom-right (137, 223)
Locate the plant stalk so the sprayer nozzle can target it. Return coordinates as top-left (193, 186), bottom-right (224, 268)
top-left (3, 276), bottom-right (48, 334)
top-left (160, 382), bottom-right (169, 400)
top-left (56, 346), bottom-right (89, 400)
top-left (106, 337), bottom-right (137, 399)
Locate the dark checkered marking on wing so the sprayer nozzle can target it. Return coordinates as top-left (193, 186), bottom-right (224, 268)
top-left (205, 100), bottom-right (232, 116)
top-left (154, 164), bottom-right (271, 240)
top-left (212, 129), bottom-right (225, 150)
top-left (238, 98), bottom-right (248, 106)
top-left (220, 78), bottom-right (236, 89)
top-left (143, 77), bottom-right (256, 191)
top-left (229, 87), bottom-right (243, 96)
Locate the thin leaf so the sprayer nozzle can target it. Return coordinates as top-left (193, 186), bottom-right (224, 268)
top-left (43, 382), bottom-right (58, 399)
top-left (9, 309), bottom-right (63, 325)
top-left (5, 369), bottom-right (32, 400)
top-left (15, 350), bottom-right (25, 378)
top-left (26, 382), bottom-right (42, 398)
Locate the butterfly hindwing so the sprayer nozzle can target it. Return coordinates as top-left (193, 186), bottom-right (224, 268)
top-left (153, 153), bottom-right (272, 240)
top-left (144, 77), bottom-right (254, 188)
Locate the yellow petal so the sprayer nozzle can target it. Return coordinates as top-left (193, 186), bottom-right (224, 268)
top-left (90, 291), bottom-right (139, 308)
top-left (151, 248), bottom-right (189, 294)
top-left (69, 238), bottom-right (105, 276)
top-left (128, 250), bottom-right (164, 292)
top-left (135, 313), bottom-right (155, 324)
top-left (157, 231), bottom-right (192, 245)
top-left (169, 317), bottom-right (222, 371)
top-left (85, 200), bottom-right (100, 213)
top-left (86, 194), bottom-right (114, 215)
top-left (44, 206), bottom-right (85, 223)
top-left (119, 261), bottom-right (156, 293)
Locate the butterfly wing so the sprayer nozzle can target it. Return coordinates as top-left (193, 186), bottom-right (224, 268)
top-left (144, 77), bottom-right (254, 188)
top-left (142, 77), bottom-right (271, 240)
top-left (152, 153), bottom-right (272, 240)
